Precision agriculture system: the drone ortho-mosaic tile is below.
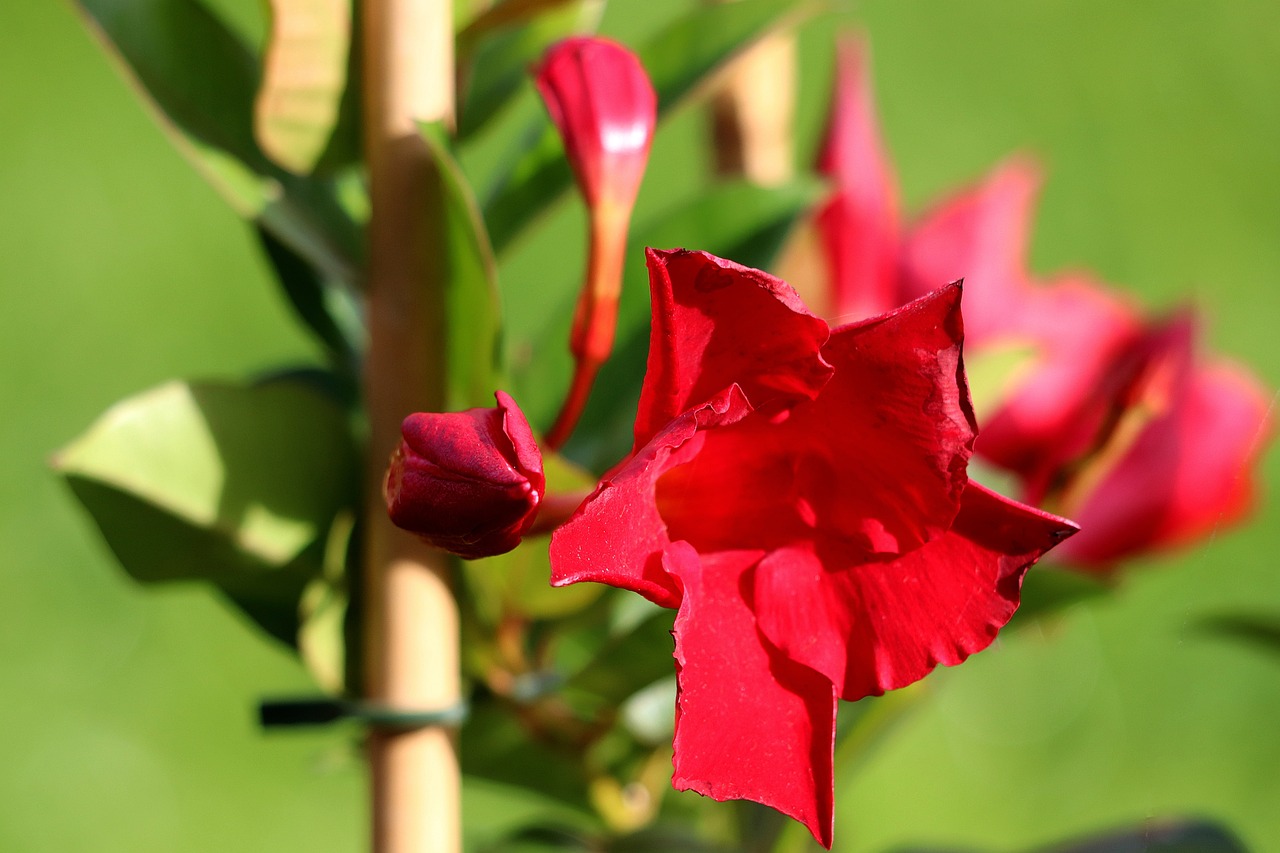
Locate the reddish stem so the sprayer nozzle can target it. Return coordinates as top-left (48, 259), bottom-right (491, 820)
top-left (544, 204), bottom-right (630, 451)
top-left (527, 489), bottom-right (594, 537)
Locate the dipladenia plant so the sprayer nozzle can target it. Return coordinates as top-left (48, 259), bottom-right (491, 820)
top-left (54, 3), bottom-right (1274, 852)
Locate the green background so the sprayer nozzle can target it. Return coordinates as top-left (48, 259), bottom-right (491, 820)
top-left (2, 0), bottom-right (1277, 850)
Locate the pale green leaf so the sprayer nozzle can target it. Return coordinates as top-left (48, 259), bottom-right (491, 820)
top-left (255, 0), bottom-right (353, 174)
top-left (54, 377), bottom-right (359, 646)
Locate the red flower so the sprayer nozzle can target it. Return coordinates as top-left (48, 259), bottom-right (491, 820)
top-left (1031, 315), bottom-right (1273, 568)
top-left (549, 249), bottom-right (1076, 846)
top-left (385, 391), bottom-right (544, 559)
top-left (813, 34), bottom-right (1273, 568)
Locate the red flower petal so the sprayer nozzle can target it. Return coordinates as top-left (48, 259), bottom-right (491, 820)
top-left (814, 34), bottom-right (900, 322)
top-left (534, 37), bottom-right (656, 209)
top-left (634, 248), bottom-right (833, 449)
top-left (657, 283), bottom-right (975, 559)
top-left (1056, 318), bottom-right (1273, 568)
top-left (754, 482), bottom-right (1077, 700)
top-left (666, 543), bottom-right (836, 849)
top-left (549, 387), bottom-right (754, 608)
top-left (901, 158), bottom-right (1040, 341)
top-left (813, 284), bottom-right (978, 551)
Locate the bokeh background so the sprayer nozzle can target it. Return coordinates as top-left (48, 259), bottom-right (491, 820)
top-left (3, 0), bottom-right (1277, 850)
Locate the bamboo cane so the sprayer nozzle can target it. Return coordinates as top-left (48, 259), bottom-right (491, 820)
top-left (361, 0), bottom-right (459, 850)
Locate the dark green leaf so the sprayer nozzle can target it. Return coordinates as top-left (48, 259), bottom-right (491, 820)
top-left (256, 226), bottom-right (363, 369)
top-left (563, 608), bottom-right (676, 713)
top-left (610, 826), bottom-right (739, 853)
top-left (487, 824), bottom-right (595, 852)
top-left (1197, 612), bottom-right (1280, 659)
top-left (483, 0), bottom-right (817, 254)
top-left (76, 0), bottom-right (364, 283)
top-left (460, 704), bottom-right (597, 811)
top-left (419, 121), bottom-right (504, 410)
top-left (256, 168), bottom-right (365, 287)
top-left (78, 0), bottom-right (264, 167)
top-left (1030, 819), bottom-right (1249, 852)
top-left (54, 378), bottom-right (360, 646)
top-left (457, 0), bottom-right (602, 141)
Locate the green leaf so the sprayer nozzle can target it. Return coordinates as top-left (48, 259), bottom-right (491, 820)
top-left (483, 0), bottom-right (817, 254)
top-left (458, 0), bottom-right (580, 41)
top-left (562, 608), bottom-right (676, 713)
top-left (54, 377), bottom-right (360, 646)
top-left (256, 225), bottom-right (364, 369)
top-left (461, 704), bottom-right (598, 812)
top-left (457, 0), bottom-right (603, 141)
top-left (466, 535), bottom-right (604, 624)
top-left (639, 0), bottom-right (815, 109)
top-left (1029, 819), bottom-right (1248, 852)
top-left (419, 121), bottom-right (504, 410)
top-left (255, 0), bottom-right (354, 175)
top-left (297, 508), bottom-right (355, 692)
top-left (561, 178), bottom-right (826, 470)
top-left (259, 179), bottom-right (365, 287)
top-left (76, 0), bottom-right (364, 284)
top-left (78, 0), bottom-right (264, 168)
top-left (1197, 612), bottom-right (1280, 659)
top-left (463, 775), bottom-right (600, 852)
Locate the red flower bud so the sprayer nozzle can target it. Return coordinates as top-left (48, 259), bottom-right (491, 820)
top-left (535, 36), bottom-right (656, 210)
top-left (384, 391), bottom-right (544, 560)
top-left (535, 36), bottom-right (658, 450)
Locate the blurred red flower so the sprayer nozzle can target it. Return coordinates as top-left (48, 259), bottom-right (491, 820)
top-left (1028, 315), bottom-right (1273, 568)
top-left (549, 249), bottom-right (1075, 846)
top-left (814, 35), bottom-right (1272, 571)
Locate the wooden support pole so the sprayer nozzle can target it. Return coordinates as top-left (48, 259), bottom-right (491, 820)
top-left (361, 0), bottom-right (459, 851)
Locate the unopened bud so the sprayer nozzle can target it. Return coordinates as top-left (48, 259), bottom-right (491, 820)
top-left (535, 37), bottom-right (657, 450)
top-left (385, 391), bottom-right (544, 559)
top-left (535, 36), bottom-right (656, 211)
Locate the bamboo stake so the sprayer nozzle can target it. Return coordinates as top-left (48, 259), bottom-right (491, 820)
top-left (361, 0), bottom-right (459, 851)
